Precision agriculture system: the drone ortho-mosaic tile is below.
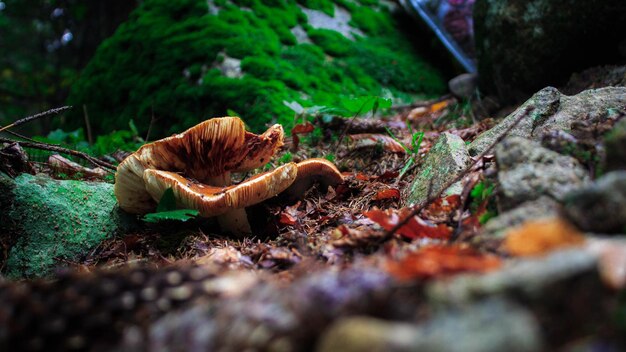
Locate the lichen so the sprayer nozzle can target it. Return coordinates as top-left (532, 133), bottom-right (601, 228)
top-left (67, 0), bottom-right (445, 136)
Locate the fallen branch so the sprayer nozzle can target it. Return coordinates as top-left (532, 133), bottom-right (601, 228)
top-left (0, 137), bottom-right (117, 171)
top-left (0, 106), bottom-right (72, 133)
top-left (383, 105), bottom-right (534, 241)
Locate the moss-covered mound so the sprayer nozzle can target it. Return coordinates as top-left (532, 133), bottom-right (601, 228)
top-left (67, 0), bottom-right (445, 135)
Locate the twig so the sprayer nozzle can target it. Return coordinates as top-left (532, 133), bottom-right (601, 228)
top-left (0, 137), bottom-right (117, 171)
top-left (0, 106), bottom-right (72, 133)
top-left (83, 104), bottom-right (93, 145)
top-left (145, 105), bottom-right (156, 142)
top-left (2, 129), bottom-right (39, 143)
top-left (383, 105), bottom-right (534, 241)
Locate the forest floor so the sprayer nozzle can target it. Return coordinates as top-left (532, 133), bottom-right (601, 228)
top-left (1, 67), bottom-right (626, 351)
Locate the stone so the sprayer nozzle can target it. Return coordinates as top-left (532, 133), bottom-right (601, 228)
top-left (448, 73), bottom-right (478, 99)
top-left (317, 299), bottom-right (542, 352)
top-left (468, 86), bottom-right (560, 156)
top-left (473, 0), bottom-right (626, 103)
top-left (604, 118), bottom-right (626, 171)
top-left (407, 133), bottom-right (470, 206)
top-left (495, 136), bottom-right (589, 210)
top-left (533, 87), bottom-right (626, 140)
top-left (563, 171), bottom-right (626, 234)
top-left (427, 249), bottom-right (610, 345)
top-left (0, 173), bottom-right (137, 278)
top-left (478, 197), bottom-right (560, 239)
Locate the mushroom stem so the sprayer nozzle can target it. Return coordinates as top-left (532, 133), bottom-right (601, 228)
top-left (217, 208), bottom-right (252, 234)
top-left (206, 171), bottom-right (252, 235)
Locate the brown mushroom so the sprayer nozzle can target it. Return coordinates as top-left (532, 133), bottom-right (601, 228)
top-left (114, 117), bottom-right (344, 235)
top-left (283, 158), bottom-right (344, 199)
top-left (115, 116), bottom-right (284, 214)
top-left (143, 163), bottom-right (298, 233)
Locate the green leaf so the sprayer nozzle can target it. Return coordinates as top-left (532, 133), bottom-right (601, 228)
top-left (142, 209), bottom-right (200, 223)
top-left (156, 188), bottom-right (177, 212)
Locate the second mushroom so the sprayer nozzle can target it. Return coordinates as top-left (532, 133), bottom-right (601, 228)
top-left (115, 116), bottom-right (343, 234)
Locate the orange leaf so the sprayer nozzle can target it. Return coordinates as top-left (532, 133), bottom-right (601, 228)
top-left (504, 218), bottom-right (585, 257)
top-left (429, 100), bottom-right (451, 113)
top-left (373, 188), bottom-right (401, 201)
top-left (364, 207), bottom-right (452, 240)
top-left (386, 244), bottom-right (501, 281)
top-left (279, 212), bottom-right (298, 226)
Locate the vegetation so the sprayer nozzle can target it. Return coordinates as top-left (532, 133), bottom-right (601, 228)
top-left (66, 0), bottom-right (445, 137)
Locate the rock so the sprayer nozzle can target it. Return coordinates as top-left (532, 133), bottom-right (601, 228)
top-left (0, 173), bottom-right (137, 278)
top-left (448, 73), bottom-right (478, 99)
top-left (604, 118), bottom-right (626, 171)
top-left (317, 299), bottom-right (542, 352)
top-left (478, 197), bottom-right (560, 239)
top-left (563, 171), bottom-right (626, 234)
top-left (561, 65), bottom-right (626, 95)
top-left (533, 87), bottom-right (626, 139)
top-left (473, 0), bottom-right (626, 103)
top-left (495, 136), bottom-right (589, 210)
top-left (469, 87), bottom-right (626, 156)
top-left (427, 249), bottom-right (611, 345)
top-left (407, 133), bottom-right (470, 206)
top-left (469, 87), bottom-right (560, 156)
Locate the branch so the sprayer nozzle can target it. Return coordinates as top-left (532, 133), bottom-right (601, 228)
top-left (0, 138), bottom-right (117, 171)
top-left (0, 106), bottom-right (72, 133)
top-left (383, 105), bottom-right (534, 240)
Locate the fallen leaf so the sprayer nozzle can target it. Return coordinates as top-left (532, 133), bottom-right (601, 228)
top-left (279, 212), bottom-right (297, 226)
top-left (349, 134), bottom-right (406, 154)
top-left (373, 188), bottom-right (401, 201)
top-left (291, 122), bottom-right (315, 151)
top-left (364, 207), bottom-right (452, 240)
top-left (386, 244), bottom-right (501, 280)
top-left (504, 218), bottom-right (585, 256)
top-left (424, 195), bottom-right (462, 220)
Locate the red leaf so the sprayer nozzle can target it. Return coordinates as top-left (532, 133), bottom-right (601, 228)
top-left (386, 244), bottom-right (502, 281)
top-left (363, 207), bottom-right (452, 240)
top-left (424, 194), bottom-right (462, 219)
top-left (279, 212), bottom-right (297, 226)
top-left (290, 122), bottom-right (315, 151)
top-left (373, 188), bottom-right (401, 201)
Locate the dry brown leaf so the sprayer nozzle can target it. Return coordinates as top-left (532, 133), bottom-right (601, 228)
top-left (349, 134), bottom-right (406, 154)
top-left (504, 218), bottom-right (585, 257)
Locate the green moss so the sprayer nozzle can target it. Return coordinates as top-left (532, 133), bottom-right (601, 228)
top-left (4, 174), bottom-right (137, 278)
top-left (67, 0), bottom-right (445, 136)
top-left (308, 28), bottom-right (354, 57)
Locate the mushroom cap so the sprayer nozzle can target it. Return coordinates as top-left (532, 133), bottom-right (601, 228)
top-left (282, 158), bottom-right (344, 199)
top-left (142, 163), bottom-right (298, 217)
top-left (115, 117), bottom-right (285, 214)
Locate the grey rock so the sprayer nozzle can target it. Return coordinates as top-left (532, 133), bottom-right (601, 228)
top-left (407, 133), bottom-right (470, 206)
top-left (473, 0), bottom-right (626, 103)
top-left (428, 249), bottom-right (609, 343)
top-left (469, 87), bottom-right (626, 156)
top-left (0, 173), bottom-right (137, 278)
top-left (605, 118), bottom-right (626, 171)
top-left (469, 87), bottom-right (560, 156)
top-left (496, 136), bottom-right (589, 210)
top-left (448, 73), bottom-right (478, 99)
top-left (534, 87), bottom-right (626, 140)
top-left (317, 299), bottom-right (542, 352)
top-left (479, 197), bottom-right (560, 239)
top-left (563, 171), bottom-right (626, 234)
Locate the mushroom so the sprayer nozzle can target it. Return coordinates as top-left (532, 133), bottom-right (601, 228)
top-left (114, 117), bottom-right (344, 234)
top-left (284, 158), bottom-right (344, 199)
top-left (115, 116), bottom-right (287, 233)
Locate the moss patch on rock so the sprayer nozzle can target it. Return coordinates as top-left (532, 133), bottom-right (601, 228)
top-left (2, 174), bottom-right (137, 278)
top-left (67, 0), bottom-right (445, 136)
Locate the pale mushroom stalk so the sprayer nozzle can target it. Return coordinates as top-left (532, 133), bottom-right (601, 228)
top-left (207, 171), bottom-right (251, 234)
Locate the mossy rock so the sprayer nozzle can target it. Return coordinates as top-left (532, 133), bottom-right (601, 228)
top-left (67, 0), bottom-right (445, 136)
top-left (474, 0), bottom-right (626, 103)
top-left (1, 173), bottom-right (137, 278)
